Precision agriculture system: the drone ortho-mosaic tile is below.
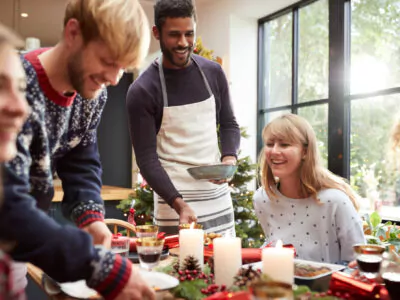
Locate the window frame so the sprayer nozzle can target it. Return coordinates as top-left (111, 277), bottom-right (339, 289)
top-left (257, 0), bottom-right (400, 223)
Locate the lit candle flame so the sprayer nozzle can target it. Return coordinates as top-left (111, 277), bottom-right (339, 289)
top-left (275, 240), bottom-right (283, 248)
top-left (190, 222), bottom-right (195, 230)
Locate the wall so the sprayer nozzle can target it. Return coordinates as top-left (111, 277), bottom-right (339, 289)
top-left (97, 73), bottom-right (134, 188)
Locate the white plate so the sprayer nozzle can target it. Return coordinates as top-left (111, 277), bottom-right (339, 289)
top-left (139, 269), bottom-right (179, 291)
top-left (55, 270), bottom-right (179, 299)
top-left (59, 280), bottom-right (98, 299)
top-left (294, 259), bottom-right (345, 280)
top-left (242, 259), bottom-right (345, 280)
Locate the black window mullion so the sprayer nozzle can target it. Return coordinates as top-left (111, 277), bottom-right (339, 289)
top-left (328, 0), bottom-right (349, 179)
top-left (292, 9), bottom-right (299, 115)
top-left (257, 23), bottom-right (267, 153)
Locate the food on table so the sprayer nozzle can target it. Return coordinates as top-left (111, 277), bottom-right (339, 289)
top-left (294, 262), bottom-right (331, 277)
top-left (204, 232), bottom-right (222, 245)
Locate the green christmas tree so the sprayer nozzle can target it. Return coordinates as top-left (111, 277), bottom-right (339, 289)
top-left (229, 129), bottom-right (263, 248)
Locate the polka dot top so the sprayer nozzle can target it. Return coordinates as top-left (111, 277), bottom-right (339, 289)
top-left (254, 187), bottom-right (366, 264)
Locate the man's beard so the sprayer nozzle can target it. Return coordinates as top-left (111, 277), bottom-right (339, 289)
top-left (67, 51), bottom-right (99, 100)
top-left (160, 40), bottom-right (193, 68)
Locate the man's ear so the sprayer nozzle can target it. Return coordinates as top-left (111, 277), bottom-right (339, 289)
top-left (152, 25), bottom-right (160, 40)
top-left (63, 19), bottom-right (82, 48)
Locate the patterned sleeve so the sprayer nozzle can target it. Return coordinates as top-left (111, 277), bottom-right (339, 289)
top-left (1, 118), bottom-right (132, 296)
top-left (57, 91), bottom-right (108, 228)
top-left (334, 191), bottom-right (366, 262)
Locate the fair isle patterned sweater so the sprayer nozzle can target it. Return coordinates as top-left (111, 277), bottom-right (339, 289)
top-left (0, 49), bottom-right (131, 299)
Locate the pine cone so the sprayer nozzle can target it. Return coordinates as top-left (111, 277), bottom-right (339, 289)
top-left (181, 255), bottom-right (201, 272)
top-left (234, 266), bottom-right (261, 287)
top-left (173, 262), bottom-right (180, 272)
top-left (207, 257), bottom-right (214, 274)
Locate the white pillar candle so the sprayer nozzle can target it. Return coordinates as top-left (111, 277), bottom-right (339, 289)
top-left (262, 240), bottom-right (294, 284)
top-left (179, 225), bottom-right (204, 270)
top-left (214, 237), bottom-right (242, 287)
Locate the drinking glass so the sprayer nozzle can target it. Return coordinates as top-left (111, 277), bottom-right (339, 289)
top-left (136, 237), bottom-right (165, 271)
top-left (178, 223), bottom-right (203, 230)
top-left (353, 244), bottom-right (385, 279)
top-left (111, 235), bottom-right (130, 258)
top-left (380, 251), bottom-right (400, 300)
top-left (135, 225), bottom-right (159, 238)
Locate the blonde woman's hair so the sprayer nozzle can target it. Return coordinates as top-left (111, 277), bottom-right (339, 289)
top-left (0, 24), bottom-right (24, 207)
top-left (64, 0), bottom-right (150, 69)
top-left (390, 117), bottom-right (400, 151)
top-left (259, 113), bottom-right (360, 211)
top-left (0, 23), bottom-right (24, 51)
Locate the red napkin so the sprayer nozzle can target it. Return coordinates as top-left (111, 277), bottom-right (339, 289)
top-left (329, 272), bottom-right (389, 300)
top-left (203, 291), bottom-right (251, 300)
top-left (164, 235), bottom-right (179, 249)
top-left (204, 244), bottom-right (296, 264)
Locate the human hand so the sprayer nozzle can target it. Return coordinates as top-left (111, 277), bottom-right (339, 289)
top-left (114, 266), bottom-right (155, 300)
top-left (82, 221), bottom-right (112, 249)
top-left (209, 156), bottom-right (236, 185)
top-left (172, 197), bottom-right (197, 224)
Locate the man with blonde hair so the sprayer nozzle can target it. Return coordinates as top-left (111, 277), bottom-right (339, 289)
top-left (0, 0), bottom-right (153, 299)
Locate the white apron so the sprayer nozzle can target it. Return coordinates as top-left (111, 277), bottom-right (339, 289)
top-left (154, 55), bottom-right (235, 237)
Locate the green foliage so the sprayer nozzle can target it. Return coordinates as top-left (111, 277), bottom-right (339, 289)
top-left (230, 129), bottom-right (263, 248)
top-left (171, 279), bottom-right (208, 300)
top-left (116, 183), bottom-right (154, 225)
top-left (363, 211), bottom-right (400, 253)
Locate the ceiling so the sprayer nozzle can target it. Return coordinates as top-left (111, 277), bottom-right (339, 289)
top-left (0, 0), bottom-right (215, 47)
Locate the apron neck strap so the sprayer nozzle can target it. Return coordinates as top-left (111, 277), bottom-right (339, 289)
top-left (158, 54), bottom-right (213, 107)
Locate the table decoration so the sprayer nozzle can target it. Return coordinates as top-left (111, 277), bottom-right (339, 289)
top-left (262, 240), bottom-right (294, 284)
top-left (328, 271), bottom-right (389, 300)
top-left (214, 237), bottom-right (242, 287)
top-left (179, 223), bottom-right (204, 270)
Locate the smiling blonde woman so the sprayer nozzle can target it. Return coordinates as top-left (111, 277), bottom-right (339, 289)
top-left (0, 23), bottom-right (29, 300)
top-left (254, 114), bottom-right (365, 264)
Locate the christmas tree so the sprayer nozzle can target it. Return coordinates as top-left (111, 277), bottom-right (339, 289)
top-left (117, 38), bottom-right (264, 248)
top-left (229, 128), bottom-right (263, 248)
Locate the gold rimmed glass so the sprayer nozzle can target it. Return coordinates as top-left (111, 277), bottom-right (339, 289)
top-left (250, 280), bottom-right (294, 300)
top-left (136, 237), bottom-right (165, 271)
top-left (178, 223), bottom-right (203, 230)
top-left (353, 244), bottom-right (386, 279)
top-left (135, 225), bottom-right (159, 238)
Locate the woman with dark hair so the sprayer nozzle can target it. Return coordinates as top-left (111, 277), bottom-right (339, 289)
top-left (0, 23), bottom-right (29, 299)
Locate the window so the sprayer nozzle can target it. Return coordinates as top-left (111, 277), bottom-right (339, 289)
top-left (258, 0), bottom-right (400, 221)
top-left (258, 0), bottom-right (329, 166)
top-left (350, 0), bottom-right (400, 218)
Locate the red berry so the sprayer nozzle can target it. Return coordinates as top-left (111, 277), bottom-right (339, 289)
top-left (209, 274), bottom-right (214, 278)
top-left (180, 276), bottom-right (185, 281)
top-left (201, 289), bottom-right (207, 294)
top-left (193, 270), bottom-right (198, 275)
top-left (221, 284), bottom-right (226, 291)
top-left (187, 275), bottom-right (192, 280)
top-left (185, 270), bottom-right (190, 274)
top-left (178, 270), bottom-right (183, 275)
